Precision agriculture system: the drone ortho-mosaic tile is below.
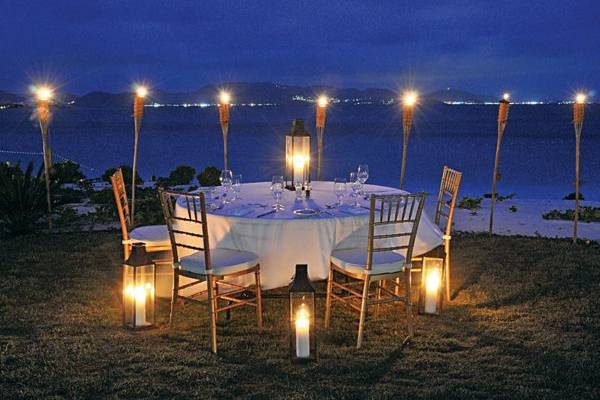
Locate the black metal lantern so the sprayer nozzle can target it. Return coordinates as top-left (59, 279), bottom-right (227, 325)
top-left (288, 264), bottom-right (318, 362)
top-left (285, 119), bottom-right (311, 190)
top-left (123, 243), bottom-right (156, 329)
top-left (418, 257), bottom-right (444, 316)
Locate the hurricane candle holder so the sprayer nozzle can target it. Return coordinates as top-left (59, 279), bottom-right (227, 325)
top-left (418, 257), bottom-right (444, 316)
top-left (288, 264), bottom-right (318, 363)
top-left (123, 243), bottom-right (156, 330)
top-left (131, 85), bottom-right (148, 226)
top-left (285, 119), bottom-right (311, 190)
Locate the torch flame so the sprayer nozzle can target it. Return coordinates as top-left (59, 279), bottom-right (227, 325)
top-left (503, 93), bottom-right (510, 101)
top-left (136, 86), bottom-right (148, 98)
top-left (220, 91), bottom-right (231, 105)
top-left (36, 86), bottom-right (53, 102)
top-left (402, 91), bottom-right (418, 107)
top-left (317, 95), bottom-right (328, 108)
top-left (575, 93), bottom-right (586, 104)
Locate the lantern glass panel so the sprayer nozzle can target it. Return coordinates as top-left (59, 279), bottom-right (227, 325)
top-left (288, 264), bottom-right (318, 362)
top-left (286, 135), bottom-right (310, 185)
top-left (418, 257), bottom-right (443, 315)
top-left (123, 263), bottom-right (156, 329)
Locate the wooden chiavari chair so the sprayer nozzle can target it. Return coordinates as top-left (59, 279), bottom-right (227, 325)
top-left (324, 193), bottom-right (426, 348)
top-left (412, 166), bottom-right (462, 301)
top-left (159, 189), bottom-right (262, 354)
top-left (110, 168), bottom-right (171, 260)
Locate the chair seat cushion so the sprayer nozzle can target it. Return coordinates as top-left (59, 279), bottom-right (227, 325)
top-left (179, 249), bottom-right (258, 275)
top-left (331, 248), bottom-right (407, 275)
top-left (129, 225), bottom-right (171, 248)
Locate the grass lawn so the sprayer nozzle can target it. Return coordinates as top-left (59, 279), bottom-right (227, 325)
top-left (1, 231), bottom-right (599, 399)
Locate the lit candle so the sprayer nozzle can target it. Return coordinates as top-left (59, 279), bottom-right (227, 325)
top-left (293, 155), bottom-right (307, 184)
top-left (127, 285), bottom-right (148, 326)
top-left (424, 269), bottom-right (440, 314)
top-left (295, 304), bottom-right (310, 358)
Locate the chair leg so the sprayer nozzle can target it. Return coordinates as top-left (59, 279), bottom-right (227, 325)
top-left (356, 277), bottom-right (370, 349)
top-left (404, 269), bottom-right (414, 340)
top-left (395, 277), bottom-right (400, 296)
top-left (445, 241), bottom-right (451, 301)
top-left (169, 269), bottom-right (179, 328)
top-left (375, 280), bottom-right (384, 318)
top-left (324, 267), bottom-right (334, 329)
top-left (206, 275), bottom-right (218, 354)
top-left (255, 266), bottom-right (263, 330)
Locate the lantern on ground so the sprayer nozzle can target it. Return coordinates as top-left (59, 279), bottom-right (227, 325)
top-left (285, 119), bottom-right (311, 190)
top-left (288, 264), bottom-right (318, 362)
top-left (123, 243), bottom-right (156, 329)
top-left (418, 257), bottom-right (444, 315)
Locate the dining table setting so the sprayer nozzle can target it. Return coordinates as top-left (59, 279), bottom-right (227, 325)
top-left (173, 167), bottom-right (444, 290)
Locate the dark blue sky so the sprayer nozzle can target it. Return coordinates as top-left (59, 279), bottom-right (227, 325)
top-left (2, 0), bottom-right (599, 99)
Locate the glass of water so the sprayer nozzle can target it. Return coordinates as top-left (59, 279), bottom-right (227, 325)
top-left (271, 175), bottom-right (285, 211)
top-left (334, 178), bottom-right (347, 207)
top-left (232, 174), bottom-right (242, 202)
top-left (349, 171), bottom-right (362, 207)
top-left (220, 169), bottom-right (233, 203)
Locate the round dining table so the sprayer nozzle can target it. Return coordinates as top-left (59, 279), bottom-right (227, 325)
top-left (174, 181), bottom-right (443, 290)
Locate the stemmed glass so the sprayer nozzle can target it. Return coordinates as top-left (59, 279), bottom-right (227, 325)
top-left (334, 178), bottom-right (347, 207)
top-left (271, 175), bottom-right (285, 211)
top-left (220, 169), bottom-right (233, 203)
top-left (349, 172), bottom-right (362, 207)
top-left (232, 174), bottom-right (242, 202)
top-left (357, 164), bottom-right (369, 197)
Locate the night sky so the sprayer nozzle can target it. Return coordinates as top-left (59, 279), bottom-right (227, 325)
top-left (2, 0), bottom-right (599, 99)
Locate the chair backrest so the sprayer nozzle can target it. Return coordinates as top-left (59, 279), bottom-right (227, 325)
top-left (110, 168), bottom-right (131, 241)
top-left (159, 189), bottom-right (211, 269)
top-left (366, 193), bottom-right (426, 271)
top-left (434, 166), bottom-right (462, 237)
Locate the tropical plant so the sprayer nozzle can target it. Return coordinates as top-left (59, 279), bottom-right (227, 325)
top-left (197, 166), bottom-right (221, 186)
top-left (0, 162), bottom-right (52, 234)
top-left (52, 160), bottom-right (86, 186)
top-left (167, 165), bottom-right (196, 185)
top-left (102, 165), bottom-right (143, 186)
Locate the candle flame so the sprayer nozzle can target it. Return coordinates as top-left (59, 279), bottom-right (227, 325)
top-left (575, 93), bottom-right (586, 104)
top-left (425, 269), bottom-right (441, 293)
top-left (295, 303), bottom-right (310, 328)
top-left (402, 91), bottom-right (418, 107)
top-left (136, 86), bottom-right (148, 98)
top-left (293, 155), bottom-right (308, 169)
top-left (125, 284), bottom-right (150, 302)
top-left (317, 95), bottom-right (328, 108)
top-left (220, 91), bottom-right (231, 105)
top-left (36, 86), bottom-right (53, 102)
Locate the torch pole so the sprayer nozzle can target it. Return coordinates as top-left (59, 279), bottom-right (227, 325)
top-left (316, 126), bottom-right (324, 180)
top-left (38, 111), bottom-right (52, 230)
top-left (219, 102), bottom-right (230, 171)
top-left (400, 108), bottom-right (413, 190)
top-left (573, 101), bottom-right (585, 243)
top-left (131, 94), bottom-right (144, 226)
top-left (489, 99), bottom-right (509, 235)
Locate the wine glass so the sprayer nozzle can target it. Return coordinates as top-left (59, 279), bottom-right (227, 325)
top-left (232, 174), bottom-right (242, 202)
top-left (271, 175), bottom-right (285, 211)
top-left (334, 178), bottom-right (347, 207)
top-left (349, 171), bottom-right (362, 207)
top-left (220, 169), bottom-right (233, 203)
top-left (357, 164), bottom-right (369, 198)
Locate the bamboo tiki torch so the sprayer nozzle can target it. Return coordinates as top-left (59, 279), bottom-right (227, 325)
top-left (35, 86), bottom-right (54, 230)
top-left (400, 91), bottom-right (417, 190)
top-left (488, 93), bottom-right (510, 235)
top-left (572, 93), bottom-right (586, 243)
top-left (131, 85), bottom-right (147, 226)
top-left (316, 95), bottom-right (328, 180)
top-left (219, 91), bottom-right (231, 170)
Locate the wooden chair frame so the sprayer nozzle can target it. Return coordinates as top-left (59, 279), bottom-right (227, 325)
top-left (412, 166), bottom-right (462, 301)
top-left (110, 168), bottom-right (171, 260)
top-left (324, 193), bottom-right (426, 348)
top-left (159, 189), bottom-right (262, 354)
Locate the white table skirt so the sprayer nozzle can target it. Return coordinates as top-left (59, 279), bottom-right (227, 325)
top-left (173, 181), bottom-right (442, 290)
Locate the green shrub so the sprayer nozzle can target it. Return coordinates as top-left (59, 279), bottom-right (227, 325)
top-left (483, 192), bottom-right (515, 202)
top-left (101, 165), bottom-right (143, 186)
top-left (197, 166), bottom-right (221, 186)
top-left (457, 196), bottom-right (482, 212)
top-left (52, 160), bottom-right (86, 186)
top-left (543, 207), bottom-right (600, 223)
top-left (167, 165), bottom-right (196, 185)
top-left (0, 162), bottom-right (53, 234)
top-left (563, 192), bottom-right (585, 200)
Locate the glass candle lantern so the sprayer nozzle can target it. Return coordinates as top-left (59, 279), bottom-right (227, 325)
top-left (418, 257), bottom-right (444, 316)
top-left (123, 243), bottom-right (156, 329)
top-left (285, 119), bottom-right (311, 190)
top-left (288, 264), bottom-right (318, 362)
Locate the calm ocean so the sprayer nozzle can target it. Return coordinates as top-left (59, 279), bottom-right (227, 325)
top-left (1, 103), bottom-right (599, 199)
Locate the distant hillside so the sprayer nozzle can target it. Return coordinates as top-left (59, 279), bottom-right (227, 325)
top-left (424, 88), bottom-right (497, 103)
top-left (0, 91), bottom-right (25, 104)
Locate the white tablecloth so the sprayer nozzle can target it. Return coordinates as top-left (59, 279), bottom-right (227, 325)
top-left (174, 181), bottom-right (442, 290)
